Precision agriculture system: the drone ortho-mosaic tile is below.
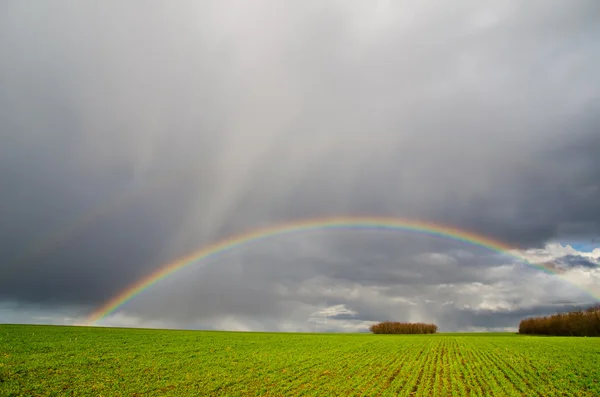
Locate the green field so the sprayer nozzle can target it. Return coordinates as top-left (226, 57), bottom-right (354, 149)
top-left (1, 325), bottom-right (599, 396)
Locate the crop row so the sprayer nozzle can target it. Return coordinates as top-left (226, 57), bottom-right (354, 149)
top-left (1, 325), bottom-right (599, 396)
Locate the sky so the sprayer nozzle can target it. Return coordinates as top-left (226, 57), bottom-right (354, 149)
top-left (1, 0), bottom-right (599, 332)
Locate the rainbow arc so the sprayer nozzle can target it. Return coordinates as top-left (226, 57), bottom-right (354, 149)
top-left (85, 216), bottom-right (600, 325)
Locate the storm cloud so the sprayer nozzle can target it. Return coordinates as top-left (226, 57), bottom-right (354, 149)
top-left (1, 0), bottom-right (599, 331)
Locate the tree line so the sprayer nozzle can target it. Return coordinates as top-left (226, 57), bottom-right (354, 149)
top-left (369, 321), bottom-right (438, 334)
top-left (518, 305), bottom-right (600, 336)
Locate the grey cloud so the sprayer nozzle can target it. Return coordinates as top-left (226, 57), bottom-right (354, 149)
top-left (440, 302), bottom-right (594, 332)
top-left (1, 1), bottom-right (599, 331)
top-left (558, 255), bottom-right (599, 269)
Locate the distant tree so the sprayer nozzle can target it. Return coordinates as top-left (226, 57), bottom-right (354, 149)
top-left (369, 322), bottom-right (438, 334)
top-left (518, 305), bottom-right (600, 336)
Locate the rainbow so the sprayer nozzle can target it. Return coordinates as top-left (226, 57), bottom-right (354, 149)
top-left (85, 216), bottom-right (600, 325)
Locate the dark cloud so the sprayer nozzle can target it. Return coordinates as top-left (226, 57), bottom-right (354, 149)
top-left (439, 304), bottom-right (581, 332)
top-left (558, 255), bottom-right (599, 269)
top-left (1, 1), bottom-right (599, 331)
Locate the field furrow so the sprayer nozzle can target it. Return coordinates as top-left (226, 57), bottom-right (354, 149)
top-left (468, 339), bottom-right (522, 397)
top-left (447, 338), bottom-right (468, 397)
top-left (476, 341), bottom-right (542, 396)
top-left (2, 326), bottom-right (600, 396)
top-left (378, 341), bottom-right (430, 395)
top-left (457, 339), bottom-right (486, 396)
top-left (402, 339), bottom-right (437, 397)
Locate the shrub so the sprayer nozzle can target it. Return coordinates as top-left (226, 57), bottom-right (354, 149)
top-left (369, 322), bottom-right (438, 334)
top-left (518, 305), bottom-right (600, 336)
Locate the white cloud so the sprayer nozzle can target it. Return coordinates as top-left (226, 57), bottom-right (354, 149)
top-left (511, 243), bottom-right (600, 298)
top-left (414, 252), bottom-right (458, 266)
top-left (92, 312), bottom-right (180, 329)
top-left (461, 326), bottom-right (518, 333)
top-left (516, 242), bottom-right (600, 265)
top-left (311, 304), bottom-right (357, 318)
top-left (0, 301), bottom-right (88, 326)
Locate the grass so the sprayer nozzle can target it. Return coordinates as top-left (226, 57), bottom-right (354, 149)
top-left (1, 324), bottom-right (600, 396)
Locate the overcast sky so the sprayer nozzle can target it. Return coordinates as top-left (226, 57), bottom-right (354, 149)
top-left (1, 0), bottom-right (599, 332)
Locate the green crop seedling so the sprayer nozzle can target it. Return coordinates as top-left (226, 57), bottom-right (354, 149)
top-left (1, 325), bottom-right (599, 396)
